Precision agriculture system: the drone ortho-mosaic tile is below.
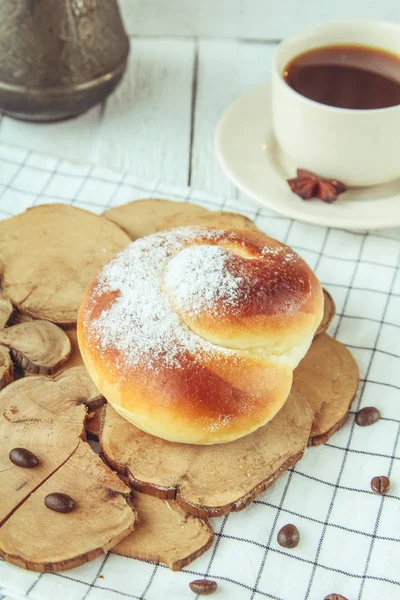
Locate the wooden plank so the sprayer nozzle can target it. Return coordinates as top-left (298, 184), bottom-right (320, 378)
top-left (191, 40), bottom-right (276, 198)
top-left (94, 38), bottom-right (195, 186)
top-left (120, 0), bottom-right (400, 39)
top-left (0, 107), bottom-right (102, 166)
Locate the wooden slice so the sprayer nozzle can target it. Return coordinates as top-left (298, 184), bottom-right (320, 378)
top-left (86, 406), bottom-right (105, 439)
top-left (58, 328), bottom-right (84, 371)
top-left (292, 334), bottom-right (359, 446)
top-left (0, 346), bottom-right (14, 391)
top-left (160, 210), bottom-right (261, 233)
top-left (73, 402), bottom-right (213, 571)
top-left (0, 320), bottom-right (71, 375)
top-left (53, 332), bottom-right (105, 427)
top-left (0, 205), bottom-right (131, 325)
top-left (315, 289), bottom-right (336, 337)
top-left (0, 295), bottom-right (13, 328)
top-left (103, 199), bottom-right (209, 240)
top-left (101, 391), bottom-right (313, 518)
top-left (7, 308), bottom-right (35, 326)
top-left (103, 198), bottom-right (261, 240)
top-left (0, 366), bottom-right (102, 526)
top-left (0, 441), bottom-right (135, 572)
top-left (7, 312), bottom-right (34, 328)
top-left (113, 492), bottom-right (214, 571)
top-left (65, 328), bottom-right (84, 368)
top-left (0, 366), bottom-right (135, 572)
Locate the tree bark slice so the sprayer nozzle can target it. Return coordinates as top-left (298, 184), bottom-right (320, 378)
top-left (0, 345), bottom-right (14, 391)
top-left (86, 406), bottom-right (104, 439)
top-left (103, 198), bottom-right (261, 240)
top-left (0, 295), bottom-right (13, 328)
top-left (100, 391), bottom-right (313, 518)
top-left (61, 328), bottom-right (85, 370)
top-left (0, 441), bottom-right (135, 572)
top-left (0, 366), bottom-right (135, 572)
top-left (316, 289), bottom-right (336, 337)
top-left (160, 209), bottom-right (261, 233)
top-left (103, 198), bottom-right (210, 240)
top-left (292, 334), bottom-right (359, 445)
top-left (0, 320), bottom-right (71, 374)
top-left (113, 492), bottom-right (214, 571)
top-left (0, 205), bottom-right (130, 325)
top-left (0, 366), bottom-right (103, 526)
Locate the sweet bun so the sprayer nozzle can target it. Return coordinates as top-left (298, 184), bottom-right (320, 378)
top-left (78, 227), bottom-right (323, 444)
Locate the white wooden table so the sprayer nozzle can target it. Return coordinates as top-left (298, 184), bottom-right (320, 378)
top-left (0, 39), bottom-right (277, 201)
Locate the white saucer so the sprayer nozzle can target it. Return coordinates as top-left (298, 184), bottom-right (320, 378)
top-left (215, 82), bottom-right (400, 230)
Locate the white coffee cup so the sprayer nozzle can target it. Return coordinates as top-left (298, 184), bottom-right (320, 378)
top-left (272, 20), bottom-right (400, 187)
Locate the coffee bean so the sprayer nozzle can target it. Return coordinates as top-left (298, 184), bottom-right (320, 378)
top-left (9, 447), bottom-right (39, 468)
top-left (277, 523), bottom-right (300, 548)
top-left (189, 579), bottom-right (218, 595)
top-left (355, 406), bottom-right (380, 427)
top-left (44, 493), bottom-right (75, 514)
top-left (371, 476), bottom-right (390, 495)
top-left (324, 594), bottom-right (348, 600)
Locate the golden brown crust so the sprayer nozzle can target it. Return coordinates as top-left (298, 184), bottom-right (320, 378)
top-left (80, 337), bottom-right (293, 444)
top-left (165, 229), bottom-right (323, 353)
top-left (78, 227), bottom-right (323, 444)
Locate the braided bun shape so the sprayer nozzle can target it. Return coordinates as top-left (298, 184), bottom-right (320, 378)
top-left (78, 227), bottom-right (323, 444)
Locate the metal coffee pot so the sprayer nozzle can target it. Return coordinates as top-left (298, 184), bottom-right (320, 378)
top-left (0, 0), bottom-right (129, 121)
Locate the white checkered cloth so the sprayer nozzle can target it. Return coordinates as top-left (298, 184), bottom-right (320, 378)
top-left (1, 143), bottom-right (400, 600)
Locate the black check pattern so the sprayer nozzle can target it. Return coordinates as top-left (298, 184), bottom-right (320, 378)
top-left (1, 144), bottom-right (400, 600)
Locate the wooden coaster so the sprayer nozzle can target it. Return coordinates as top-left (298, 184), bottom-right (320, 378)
top-left (0, 347), bottom-right (13, 392)
top-left (0, 367), bottom-right (214, 572)
top-left (17, 322), bottom-right (88, 383)
top-left (0, 366), bottom-right (136, 571)
top-left (86, 406), bottom-right (104, 438)
top-left (59, 328), bottom-right (84, 371)
top-left (0, 367), bottom-right (103, 525)
top-left (160, 209), bottom-right (261, 233)
top-left (292, 333), bottom-right (359, 445)
top-left (103, 198), bottom-right (261, 239)
top-left (103, 198), bottom-right (210, 240)
top-left (316, 289), bottom-right (336, 337)
top-left (83, 406), bottom-right (215, 570)
top-left (75, 402), bottom-right (215, 571)
top-left (0, 205), bottom-right (130, 325)
top-left (113, 492), bottom-right (214, 571)
top-left (101, 390), bottom-right (313, 518)
top-left (0, 296), bottom-right (13, 328)
top-left (0, 296), bottom-right (15, 388)
top-left (0, 320), bottom-right (71, 375)
top-left (100, 326), bottom-right (359, 517)
top-left (296, 279), bottom-right (357, 445)
top-left (0, 295), bottom-right (72, 388)
top-left (7, 309), bottom-right (37, 326)
top-left (0, 441), bottom-right (134, 572)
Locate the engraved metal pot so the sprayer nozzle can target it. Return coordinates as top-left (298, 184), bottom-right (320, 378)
top-left (0, 0), bottom-right (130, 121)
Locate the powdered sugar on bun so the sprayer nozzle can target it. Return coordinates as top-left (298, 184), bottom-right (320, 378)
top-left (78, 227), bottom-right (324, 444)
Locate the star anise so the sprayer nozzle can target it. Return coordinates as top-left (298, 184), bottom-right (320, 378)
top-left (287, 169), bottom-right (347, 203)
